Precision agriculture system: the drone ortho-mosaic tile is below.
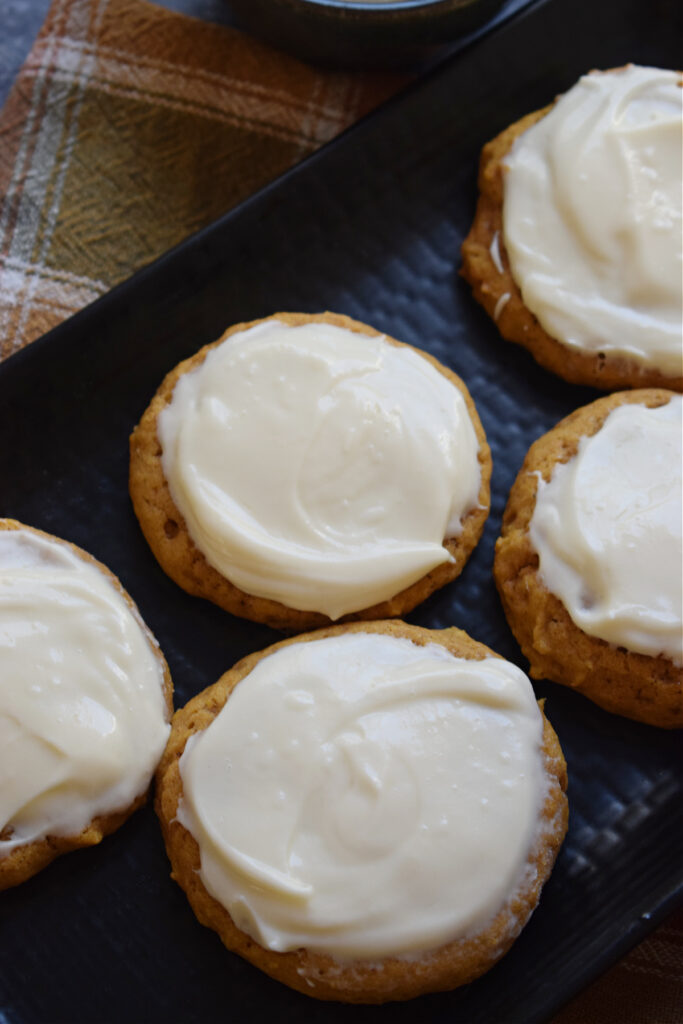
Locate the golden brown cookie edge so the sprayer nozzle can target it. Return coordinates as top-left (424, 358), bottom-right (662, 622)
top-left (129, 311), bottom-right (492, 631)
top-left (155, 619), bottom-right (568, 1003)
top-left (460, 93), bottom-right (683, 393)
top-left (0, 518), bottom-right (174, 890)
top-left (493, 391), bottom-right (683, 729)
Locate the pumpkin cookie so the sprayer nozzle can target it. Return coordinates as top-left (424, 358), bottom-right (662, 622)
top-left (156, 619), bottom-right (568, 1003)
top-left (0, 520), bottom-right (173, 890)
top-left (494, 391), bottom-right (682, 728)
top-left (130, 311), bottom-right (491, 630)
top-left (461, 66), bottom-right (683, 391)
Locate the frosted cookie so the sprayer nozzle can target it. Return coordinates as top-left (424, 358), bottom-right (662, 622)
top-left (155, 620), bottom-right (568, 1003)
top-left (461, 65), bottom-right (683, 391)
top-left (494, 391), bottom-right (682, 728)
top-left (129, 311), bottom-right (491, 630)
top-left (0, 520), bottom-right (173, 889)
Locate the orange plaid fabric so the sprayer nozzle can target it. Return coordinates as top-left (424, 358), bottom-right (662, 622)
top-left (554, 908), bottom-right (683, 1024)
top-left (0, 0), bottom-right (403, 356)
top-left (0, 0), bottom-right (680, 1018)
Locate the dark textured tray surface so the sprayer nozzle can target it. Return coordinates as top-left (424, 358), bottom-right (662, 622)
top-left (1, 0), bottom-right (682, 1021)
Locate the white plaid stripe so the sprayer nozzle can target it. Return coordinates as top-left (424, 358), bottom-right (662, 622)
top-left (22, 36), bottom-right (359, 147)
top-left (0, 0), bottom-right (112, 350)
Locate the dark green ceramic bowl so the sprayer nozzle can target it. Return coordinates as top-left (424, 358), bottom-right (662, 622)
top-left (228, 0), bottom-right (507, 68)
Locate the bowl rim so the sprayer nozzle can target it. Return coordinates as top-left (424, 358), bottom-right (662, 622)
top-left (275, 0), bottom-right (470, 12)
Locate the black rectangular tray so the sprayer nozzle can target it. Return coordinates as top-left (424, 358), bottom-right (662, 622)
top-left (1, 0), bottom-right (681, 1021)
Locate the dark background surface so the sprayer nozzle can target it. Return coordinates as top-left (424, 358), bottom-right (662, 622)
top-left (1, 0), bottom-right (682, 1021)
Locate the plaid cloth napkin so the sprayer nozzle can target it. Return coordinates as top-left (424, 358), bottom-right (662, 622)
top-left (0, 0), bottom-right (403, 355)
top-left (0, 0), bottom-right (681, 1019)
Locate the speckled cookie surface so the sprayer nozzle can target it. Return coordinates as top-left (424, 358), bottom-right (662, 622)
top-left (155, 619), bottom-right (568, 1004)
top-left (460, 99), bottom-right (683, 393)
top-left (494, 391), bottom-right (683, 729)
top-left (129, 311), bottom-right (491, 631)
top-left (0, 519), bottom-right (174, 891)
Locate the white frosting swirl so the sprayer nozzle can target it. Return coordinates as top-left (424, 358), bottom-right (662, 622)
top-left (530, 397), bottom-right (683, 664)
top-left (178, 632), bottom-right (546, 960)
top-left (0, 529), bottom-right (171, 852)
top-left (503, 65), bottom-right (683, 377)
top-left (158, 320), bottom-right (482, 619)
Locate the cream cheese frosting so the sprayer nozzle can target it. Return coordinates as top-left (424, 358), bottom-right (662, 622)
top-left (529, 396), bottom-right (683, 665)
top-left (0, 528), bottom-right (171, 852)
top-left (178, 632), bottom-right (546, 960)
top-left (502, 65), bottom-right (683, 377)
top-left (158, 320), bottom-right (482, 620)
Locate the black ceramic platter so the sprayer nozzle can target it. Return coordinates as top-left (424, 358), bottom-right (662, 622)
top-left (1, 0), bottom-right (682, 1020)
